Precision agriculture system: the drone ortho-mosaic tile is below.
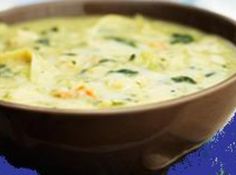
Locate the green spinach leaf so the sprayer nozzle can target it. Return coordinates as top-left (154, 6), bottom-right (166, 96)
top-left (171, 76), bottom-right (197, 84)
top-left (108, 69), bottom-right (139, 76)
top-left (171, 33), bottom-right (194, 44)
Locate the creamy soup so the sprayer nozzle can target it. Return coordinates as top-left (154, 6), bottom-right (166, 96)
top-left (0, 15), bottom-right (235, 109)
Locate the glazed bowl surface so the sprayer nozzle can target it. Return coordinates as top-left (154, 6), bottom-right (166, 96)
top-left (0, 1), bottom-right (236, 173)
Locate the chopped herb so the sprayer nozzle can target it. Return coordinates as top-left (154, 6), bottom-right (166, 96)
top-left (105, 36), bottom-right (137, 47)
top-left (51, 26), bottom-right (59, 32)
top-left (205, 72), bottom-right (216, 77)
top-left (0, 64), bottom-right (14, 78)
top-left (33, 46), bottom-right (40, 50)
top-left (124, 98), bottom-right (133, 102)
top-left (129, 54), bottom-right (136, 61)
top-left (64, 53), bottom-right (77, 56)
top-left (40, 30), bottom-right (47, 35)
top-left (80, 68), bottom-right (88, 74)
top-left (108, 69), bottom-right (139, 76)
top-left (171, 76), bottom-right (197, 84)
top-left (171, 33), bottom-right (194, 44)
top-left (0, 64), bottom-right (5, 69)
top-left (36, 38), bottom-right (50, 46)
top-left (190, 66), bottom-right (202, 70)
top-left (160, 58), bottom-right (166, 62)
top-left (41, 27), bottom-right (59, 35)
top-left (98, 59), bottom-right (115, 64)
top-left (71, 60), bottom-right (76, 65)
top-left (2, 92), bottom-right (11, 99)
top-left (130, 94), bottom-right (137, 97)
top-left (171, 90), bottom-right (176, 93)
top-left (111, 100), bottom-right (125, 106)
top-left (222, 65), bottom-right (227, 68)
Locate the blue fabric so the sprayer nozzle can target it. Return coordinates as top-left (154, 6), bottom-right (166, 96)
top-left (168, 116), bottom-right (236, 175)
top-left (0, 114), bottom-right (235, 175)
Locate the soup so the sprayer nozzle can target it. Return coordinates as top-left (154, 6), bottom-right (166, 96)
top-left (0, 15), bottom-right (236, 109)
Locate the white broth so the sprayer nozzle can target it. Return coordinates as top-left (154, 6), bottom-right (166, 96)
top-left (0, 15), bottom-right (235, 109)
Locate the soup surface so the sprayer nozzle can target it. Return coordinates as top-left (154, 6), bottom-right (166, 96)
top-left (0, 15), bottom-right (236, 109)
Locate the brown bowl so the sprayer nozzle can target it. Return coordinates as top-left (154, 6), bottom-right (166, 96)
top-left (0, 0), bottom-right (236, 174)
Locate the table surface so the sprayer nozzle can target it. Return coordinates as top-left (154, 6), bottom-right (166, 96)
top-left (0, 0), bottom-right (236, 175)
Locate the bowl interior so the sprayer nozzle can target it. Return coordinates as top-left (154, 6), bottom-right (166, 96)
top-left (0, 0), bottom-right (235, 115)
top-left (0, 1), bottom-right (235, 42)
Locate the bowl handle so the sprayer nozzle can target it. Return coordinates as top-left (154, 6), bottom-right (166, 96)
top-left (142, 132), bottom-right (203, 170)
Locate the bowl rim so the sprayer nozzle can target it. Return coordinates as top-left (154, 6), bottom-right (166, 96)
top-left (0, 0), bottom-right (236, 117)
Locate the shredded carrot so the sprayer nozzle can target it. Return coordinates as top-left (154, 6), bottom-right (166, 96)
top-left (52, 85), bottom-right (96, 99)
top-left (148, 42), bottom-right (166, 49)
top-left (85, 89), bottom-right (96, 99)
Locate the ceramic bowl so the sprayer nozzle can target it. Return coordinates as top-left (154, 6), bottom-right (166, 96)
top-left (0, 1), bottom-right (236, 174)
